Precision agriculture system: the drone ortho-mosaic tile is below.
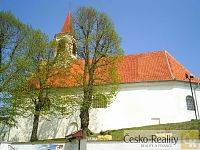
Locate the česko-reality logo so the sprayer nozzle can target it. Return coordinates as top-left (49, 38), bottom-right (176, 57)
top-left (180, 130), bottom-right (199, 150)
top-left (123, 130), bottom-right (199, 150)
top-left (124, 133), bottom-right (178, 144)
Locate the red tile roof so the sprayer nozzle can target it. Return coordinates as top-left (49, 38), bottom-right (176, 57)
top-left (46, 51), bottom-right (200, 88)
top-left (118, 50), bottom-right (200, 83)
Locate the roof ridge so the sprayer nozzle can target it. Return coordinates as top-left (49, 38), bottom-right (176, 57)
top-left (166, 51), bottom-right (191, 73)
top-left (164, 51), bottom-right (175, 80)
top-left (124, 50), bottom-right (167, 57)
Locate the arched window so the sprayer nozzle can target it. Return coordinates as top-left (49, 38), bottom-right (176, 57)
top-left (186, 95), bottom-right (195, 110)
top-left (57, 39), bottom-right (66, 54)
top-left (72, 42), bottom-right (76, 56)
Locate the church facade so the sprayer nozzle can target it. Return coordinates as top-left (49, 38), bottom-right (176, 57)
top-left (3, 11), bottom-right (200, 142)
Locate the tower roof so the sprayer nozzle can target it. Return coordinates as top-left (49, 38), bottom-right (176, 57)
top-left (61, 10), bottom-right (73, 33)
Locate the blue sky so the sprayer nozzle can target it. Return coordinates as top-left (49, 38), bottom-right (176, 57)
top-left (1, 0), bottom-right (200, 77)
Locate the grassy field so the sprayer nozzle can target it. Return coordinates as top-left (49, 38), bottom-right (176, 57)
top-left (110, 120), bottom-right (200, 141)
top-left (14, 120), bottom-right (200, 143)
top-left (12, 138), bottom-right (66, 144)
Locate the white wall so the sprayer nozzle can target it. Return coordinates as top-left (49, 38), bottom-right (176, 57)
top-left (12, 143), bottom-right (65, 150)
top-left (6, 81), bottom-right (200, 142)
top-left (7, 111), bottom-right (80, 142)
top-left (87, 140), bottom-right (200, 150)
top-left (89, 81), bottom-right (200, 132)
top-left (0, 143), bottom-right (10, 150)
top-left (12, 140), bottom-right (200, 150)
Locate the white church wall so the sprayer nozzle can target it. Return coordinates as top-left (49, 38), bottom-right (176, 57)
top-left (194, 86), bottom-right (200, 119)
top-left (89, 81), bottom-right (199, 132)
top-left (8, 111), bottom-right (80, 142)
top-left (6, 81), bottom-right (200, 142)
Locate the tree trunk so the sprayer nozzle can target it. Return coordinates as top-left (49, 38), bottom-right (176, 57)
top-left (0, 33), bottom-right (4, 69)
top-left (80, 108), bottom-right (89, 139)
top-left (0, 47), bottom-right (2, 69)
top-left (30, 112), bottom-right (40, 141)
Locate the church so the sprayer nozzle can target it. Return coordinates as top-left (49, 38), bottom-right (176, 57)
top-left (4, 10), bottom-right (200, 142)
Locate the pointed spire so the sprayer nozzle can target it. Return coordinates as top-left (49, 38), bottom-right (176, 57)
top-left (61, 10), bottom-right (73, 33)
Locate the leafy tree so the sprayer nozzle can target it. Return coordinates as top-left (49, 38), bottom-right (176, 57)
top-left (0, 11), bottom-right (78, 141)
top-left (0, 11), bottom-right (30, 132)
top-left (7, 29), bottom-right (78, 141)
top-left (0, 11), bottom-right (28, 85)
top-left (72, 7), bottom-right (123, 138)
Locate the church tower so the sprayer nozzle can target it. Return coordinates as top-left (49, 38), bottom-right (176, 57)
top-left (54, 10), bottom-right (76, 64)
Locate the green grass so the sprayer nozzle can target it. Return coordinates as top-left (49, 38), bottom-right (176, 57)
top-left (12, 138), bottom-right (66, 144)
top-left (13, 120), bottom-right (200, 143)
top-left (110, 120), bottom-right (200, 141)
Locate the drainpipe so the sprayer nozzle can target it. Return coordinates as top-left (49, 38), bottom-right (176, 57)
top-left (185, 73), bottom-right (198, 120)
top-left (78, 138), bottom-right (81, 150)
top-left (193, 82), bottom-right (200, 120)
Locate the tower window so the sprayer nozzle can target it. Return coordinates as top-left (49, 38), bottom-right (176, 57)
top-left (186, 95), bottom-right (195, 110)
top-left (57, 39), bottom-right (66, 55)
top-left (72, 43), bottom-right (76, 56)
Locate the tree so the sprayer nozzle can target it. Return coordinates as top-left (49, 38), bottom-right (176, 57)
top-left (72, 7), bottom-right (123, 138)
top-left (0, 11), bottom-right (28, 86)
top-left (7, 28), bottom-right (78, 141)
top-left (24, 30), bottom-right (54, 141)
top-left (0, 11), bottom-right (29, 131)
top-left (0, 11), bottom-right (79, 142)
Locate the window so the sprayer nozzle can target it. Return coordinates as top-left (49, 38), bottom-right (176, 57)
top-left (72, 42), bottom-right (76, 56)
top-left (186, 95), bottom-right (195, 110)
top-left (57, 39), bottom-right (66, 53)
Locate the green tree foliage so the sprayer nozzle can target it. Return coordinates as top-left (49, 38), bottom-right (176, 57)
top-left (0, 11), bottom-right (30, 134)
top-left (0, 11), bottom-right (78, 142)
top-left (8, 29), bottom-right (79, 142)
top-left (72, 7), bottom-right (123, 138)
top-left (0, 11), bottom-right (27, 73)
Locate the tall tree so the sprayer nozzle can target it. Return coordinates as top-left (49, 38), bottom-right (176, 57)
top-left (73, 7), bottom-right (123, 138)
top-left (0, 11), bottom-right (79, 142)
top-left (0, 11), bottom-right (29, 132)
top-left (0, 11), bottom-right (28, 82)
top-left (7, 29), bottom-right (78, 141)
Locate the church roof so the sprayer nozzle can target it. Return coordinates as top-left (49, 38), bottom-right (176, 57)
top-left (118, 50), bottom-right (200, 83)
top-left (61, 10), bottom-right (73, 33)
top-left (46, 51), bottom-right (200, 88)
